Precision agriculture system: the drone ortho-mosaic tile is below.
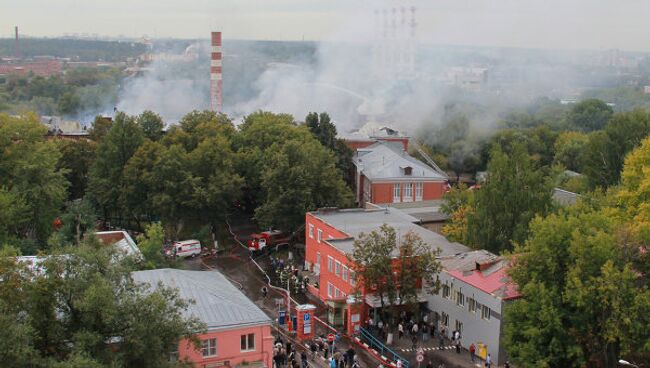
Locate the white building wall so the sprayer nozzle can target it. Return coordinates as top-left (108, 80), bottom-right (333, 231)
top-left (425, 271), bottom-right (507, 365)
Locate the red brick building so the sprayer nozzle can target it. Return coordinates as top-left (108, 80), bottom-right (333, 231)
top-left (352, 141), bottom-right (449, 207)
top-left (304, 207), bottom-right (469, 334)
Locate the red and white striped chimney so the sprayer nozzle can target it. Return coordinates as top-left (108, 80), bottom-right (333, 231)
top-left (210, 31), bottom-right (222, 112)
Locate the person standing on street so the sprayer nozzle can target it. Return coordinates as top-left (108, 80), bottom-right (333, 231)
top-left (469, 343), bottom-right (476, 362)
top-left (262, 286), bottom-right (268, 298)
top-left (411, 322), bottom-right (419, 337)
top-left (396, 359), bottom-right (402, 368)
top-left (398, 323), bottom-right (404, 340)
top-left (455, 338), bottom-right (461, 354)
top-left (485, 353), bottom-right (492, 368)
top-left (301, 351), bottom-right (308, 368)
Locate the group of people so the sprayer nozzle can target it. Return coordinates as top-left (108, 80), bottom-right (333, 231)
top-left (270, 256), bottom-right (309, 294)
top-left (366, 311), bottom-right (500, 368)
top-left (306, 335), bottom-right (359, 368)
top-left (273, 338), bottom-right (310, 368)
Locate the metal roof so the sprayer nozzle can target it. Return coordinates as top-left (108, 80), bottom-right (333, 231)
top-left (132, 269), bottom-right (271, 331)
top-left (353, 142), bottom-right (447, 182)
top-left (310, 207), bottom-right (469, 257)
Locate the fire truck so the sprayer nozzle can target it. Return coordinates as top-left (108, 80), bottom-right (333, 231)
top-left (248, 230), bottom-right (292, 252)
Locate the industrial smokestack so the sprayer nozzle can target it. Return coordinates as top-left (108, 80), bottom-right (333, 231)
top-left (210, 31), bottom-right (223, 112)
top-left (14, 26), bottom-right (20, 59)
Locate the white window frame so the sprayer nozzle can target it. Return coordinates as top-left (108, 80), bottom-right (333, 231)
top-left (241, 333), bottom-right (255, 352)
top-left (404, 183), bottom-right (413, 202)
top-left (455, 320), bottom-right (463, 335)
top-left (335, 260), bottom-right (341, 277)
top-left (327, 256), bottom-right (333, 272)
top-left (393, 183), bottom-right (401, 203)
top-left (317, 229), bottom-right (322, 243)
top-left (202, 338), bottom-right (217, 357)
top-left (327, 282), bottom-right (333, 298)
top-left (342, 266), bottom-right (348, 281)
top-left (415, 182), bottom-right (423, 201)
top-left (334, 287), bottom-right (340, 298)
top-left (309, 224), bottom-right (314, 238)
top-left (468, 297), bottom-right (476, 313)
top-left (481, 305), bottom-right (491, 321)
top-left (441, 312), bottom-right (449, 327)
top-left (350, 271), bottom-right (356, 286)
top-left (442, 282), bottom-right (450, 299)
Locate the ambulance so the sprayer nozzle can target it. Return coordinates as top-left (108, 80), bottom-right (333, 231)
top-left (166, 239), bottom-right (202, 258)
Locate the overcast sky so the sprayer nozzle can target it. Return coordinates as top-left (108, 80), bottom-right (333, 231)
top-left (5, 0), bottom-right (650, 51)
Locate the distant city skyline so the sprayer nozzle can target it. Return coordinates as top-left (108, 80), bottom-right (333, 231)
top-left (4, 0), bottom-right (650, 52)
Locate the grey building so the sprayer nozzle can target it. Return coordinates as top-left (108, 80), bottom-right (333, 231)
top-left (425, 250), bottom-right (520, 366)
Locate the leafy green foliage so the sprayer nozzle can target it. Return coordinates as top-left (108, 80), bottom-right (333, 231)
top-left (136, 222), bottom-right (167, 269)
top-left (553, 131), bottom-right (588, 172)
top-left (567, 98), bottom-right (613, 132)
top-left (582, 109), bottom-right (650, 189)
top-left (305, 112), bottom-right (354, 186)
top-left (137, 110), bottom-right (164, 141)
top-left (0, 113), bottom-right (68, 246)
top-left (0, 238), bottom-right (205, 367)
top-left (88, 112), bottom-right (144, 223)
top-left (467, 143), bottom-right (554, 253)
top-left (56, 138), bottom-right (97, 200)
top-left (504, 205), bottom-right (650, 367)
top-left (254, 138), bottom-right (353, 231)
top-left (348, 225), bottom-right (441, 318)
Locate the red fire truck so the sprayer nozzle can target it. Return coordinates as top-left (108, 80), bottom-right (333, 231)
top-left (248, 230), bottom-right (292, 252)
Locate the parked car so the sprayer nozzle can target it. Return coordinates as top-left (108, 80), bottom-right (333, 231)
top-left (165, 239), bottom-right (202, 258)
top-left (248, 230), bottom-right (291, 252)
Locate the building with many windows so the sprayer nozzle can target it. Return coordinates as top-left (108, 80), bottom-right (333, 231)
top-left (352, 141), bottom-right (448, 207)
top-left (304, 207), bottom-right (468, 333)
top-left (132, 269), bottom-right (273, 368)
top-left (425, 250), bottom-right (520, 366)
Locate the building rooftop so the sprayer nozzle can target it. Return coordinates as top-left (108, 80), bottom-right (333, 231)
top-left (552, 188), bottom-right (580, 206)
top-left (95, 231), bottom-right (141, 257)
top-left (132, 269), bottom-right (271, 331)
top-left (310, 207), bottom-right (469, 257)
top-left (440, 250), bottom-right (520, 300)
top-left (353, 142), bottom-right (447, 182)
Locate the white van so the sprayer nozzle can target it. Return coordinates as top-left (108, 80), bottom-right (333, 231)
top-left (169, 239), bottom-right (202, 258)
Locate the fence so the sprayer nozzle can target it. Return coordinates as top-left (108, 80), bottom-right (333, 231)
top-left (358, 327), bottom-right (409, 368)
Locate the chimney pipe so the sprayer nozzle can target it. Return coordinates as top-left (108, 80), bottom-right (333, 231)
top-left (210, 31), bottom-right (223, 112)
top-left (14, 26), bottom-right (20, 59)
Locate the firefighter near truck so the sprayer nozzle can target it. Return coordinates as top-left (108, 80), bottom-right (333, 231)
top-left (248, 230), bottom-right (292, 252)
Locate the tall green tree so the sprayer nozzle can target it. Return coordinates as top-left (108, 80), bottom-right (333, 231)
top-left (305, 112), bottom-right (354, 186)
top-left (567, 98), bottom-right (613, 132)
top-left (254, 138), bottom-right (353, 231)
top-left (348, 225), bottom-right (398, 318)
top-left (88, 116), bottom-right (112, 142)
top-left (504, 206), bottom-right (650, 367)
top-left (0, 113), bottom-right (68, 245)
top-left (553, 131), bottom-right (588, 172)
top-left (137, 110), bottom-right (164, 141)
top-left (56, 139), bottom-right (97, 200)
top-left (137, 222), bottom-right (167, 269)
top-left (0, 237), bottom-right (205, 367)
top-left (467, 143), bottom-right (554, 253)
top-left (582, 109), bottom-right (650, 189)
top-left (88, 112), bottom-right (144, 225)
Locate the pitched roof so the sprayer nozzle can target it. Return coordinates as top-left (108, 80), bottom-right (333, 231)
top-left (132, 269), bottom-right (271, 331)
top-left (309, 207), bottom-right (469, 257)
top-left (95, 231), bottom-right (141, 257)
top-left (440, 250), bottom-right (520, 300)
top-left (353, 141), bottom-right (446, 182)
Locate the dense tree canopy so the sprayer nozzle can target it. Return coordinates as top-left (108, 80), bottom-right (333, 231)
top-left (567, 98), bottom-right (614, 132)
top-left (0, 239), bottom-right (205, 367)
top-left (0, 113), bottom-right (68, 247)
top-left (504, 204), bottom-right (649, 367)
top-left (467, 143), bottom-right (554, 253)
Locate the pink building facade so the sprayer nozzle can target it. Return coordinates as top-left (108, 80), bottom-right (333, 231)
top-left (132, 269), bottom-right (274, 368)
